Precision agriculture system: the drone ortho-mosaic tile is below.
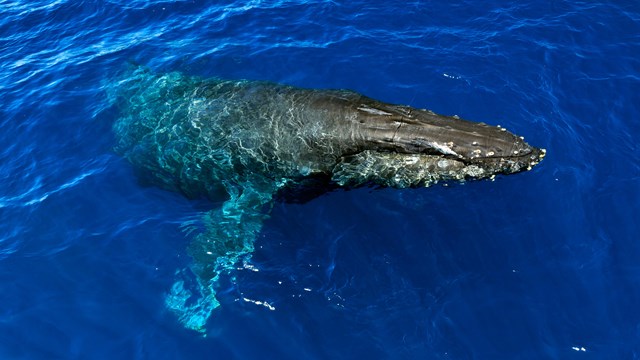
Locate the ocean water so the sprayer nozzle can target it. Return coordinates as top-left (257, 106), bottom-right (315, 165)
top-left (1, 0), bottom-right (639, 359)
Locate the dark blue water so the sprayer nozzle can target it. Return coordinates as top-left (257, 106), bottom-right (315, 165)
top-left (1, 1), bottom-right (639, 359)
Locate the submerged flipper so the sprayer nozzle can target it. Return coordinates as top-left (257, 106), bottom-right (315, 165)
top-left (166, 180), bottom-right (277, 332)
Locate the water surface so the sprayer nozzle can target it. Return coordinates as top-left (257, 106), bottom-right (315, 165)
top-left (1, 1), bottom-right (639, 358)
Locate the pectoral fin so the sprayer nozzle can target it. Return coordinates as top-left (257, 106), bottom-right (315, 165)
top-left (165, 179), bottom-right (278, 332)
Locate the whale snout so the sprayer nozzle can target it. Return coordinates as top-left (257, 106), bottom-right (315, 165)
top-left (467, 144), bottom-right (546, 176)
top-left (430, 121), bottom-right (546, 175)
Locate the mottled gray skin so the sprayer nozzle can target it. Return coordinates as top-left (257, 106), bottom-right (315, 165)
top-left (111, 67), bottom-right (544, 331)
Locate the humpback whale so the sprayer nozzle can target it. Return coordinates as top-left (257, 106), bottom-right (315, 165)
top-left (110, 67), bottom-right (545, 331)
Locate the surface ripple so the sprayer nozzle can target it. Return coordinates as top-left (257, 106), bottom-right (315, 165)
top-left (1, 0), bottom-right (639, 359)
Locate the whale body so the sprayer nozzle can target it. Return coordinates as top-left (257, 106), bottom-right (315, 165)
top-left (110, 67), bottom-right (545, 331)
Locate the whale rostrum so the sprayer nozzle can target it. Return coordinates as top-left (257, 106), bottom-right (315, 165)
top-left (111, 67), bottom-right (545, 331)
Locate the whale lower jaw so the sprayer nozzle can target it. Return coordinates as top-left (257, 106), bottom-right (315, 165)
top-left (332, 150), bottom-right (544, 188)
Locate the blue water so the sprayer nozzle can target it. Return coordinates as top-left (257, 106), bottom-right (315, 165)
top-left (1, 1), bottom-right (639, 359)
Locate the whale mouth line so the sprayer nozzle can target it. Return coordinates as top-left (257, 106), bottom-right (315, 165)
top-left (381, 146), bottom-right (543, 168)
top-left (339, 143), bottom-right (541, 169)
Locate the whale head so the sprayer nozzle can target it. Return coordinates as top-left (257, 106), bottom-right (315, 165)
top-left (329, 100), bottom-right (545, 187)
